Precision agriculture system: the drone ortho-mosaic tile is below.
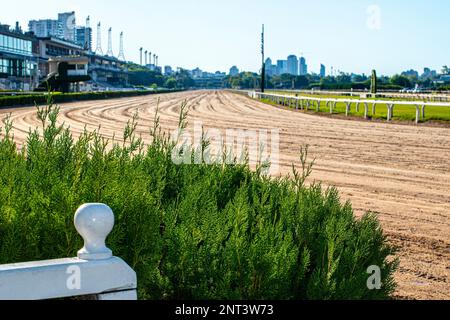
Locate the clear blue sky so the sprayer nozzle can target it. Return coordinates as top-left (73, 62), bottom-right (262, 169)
top-left (1, 0), bottom-right (449, 75)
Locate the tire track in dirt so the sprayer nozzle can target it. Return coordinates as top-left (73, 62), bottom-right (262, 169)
top-left (0, 90), bottom-right (448, 300)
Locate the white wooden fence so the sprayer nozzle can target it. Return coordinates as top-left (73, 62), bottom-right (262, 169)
top-left (274, 89), bottom-right (450, 102)
top-left (0, 203), bottom-right (137, 300)
top-left (248, 91), bottom-right (450, 124)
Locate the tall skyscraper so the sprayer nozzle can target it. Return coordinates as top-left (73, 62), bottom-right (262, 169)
top-left (229, 66), bottom-right (239, 76)
top-left (28, 19), bottom-right (60, 38)
top-left (29, 12), bottom-right (76, 42)
top-left (164, 66), bottom-right (173, 76)
top-left (74, 26), bottom-right (92, 51)
top-left (265, 58), bottom-right (274, 76)
top-left (58, 12), bottom-right (76, 41)
top-left (320, 64), bottom-right (326, 78)
top-left (287, 55), bottom-right (299, 75)
top-left (277, 60), bottom-right (287, 75)
top-left (299, 57), bottom-right (308, 76)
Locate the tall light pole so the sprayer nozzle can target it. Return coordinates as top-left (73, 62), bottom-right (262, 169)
top-left (261, 24), bottom-right (265, 93)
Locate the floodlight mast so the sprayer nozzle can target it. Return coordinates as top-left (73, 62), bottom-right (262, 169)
top-left (85, 16), bottom-right (90, 51)
top-left (95, 22), bottom-right (103, 56)
top-left (261, 24), bottom-right (265, 93)
top-left (118, 32), bottom-right (125, 61)
top-left (106, 27), bottom-right (113, 56)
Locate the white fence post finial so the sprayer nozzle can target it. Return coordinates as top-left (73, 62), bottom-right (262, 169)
top-left (74, 203), bottom-right (115, 260)
top-left (0, 203), bottom-right (137, 300)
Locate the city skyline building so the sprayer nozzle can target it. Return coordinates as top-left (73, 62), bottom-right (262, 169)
top-left (287, 55), bottom-right (298, 75)
top-left (164, 65), bottom-right (173, 76)
top-left (28, 19), bottom-right (60, 38)
top-left (299, 57), bottom-right (308, 76)
top-left (276, 60), bottom-right (287, 75)
top-left (29, 12), bottom-right (76, 42)
top-left (421, 67), bottom-right (437, 79)
top-left (265, 58), bottom-right (272, 76)
top-left (28, 12), bottom-right (131, 61)
top-left (74, 26), bottom-right (92, 51)
top-left (57, 12), bottom-right (76, 41)
top-left (229, 65), bottom-right (239, 76)
top-left (320, 64), bottom-right (326, 78)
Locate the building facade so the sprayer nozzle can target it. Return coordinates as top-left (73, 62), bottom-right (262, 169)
top-left (0, 26), bottom-right (37, 90)
top-left (34, 36), bottom-right (84, 78)
top-left (87, 53), bottom-right (128, 87)
top-left (2, 15), bottom-right (129, 91)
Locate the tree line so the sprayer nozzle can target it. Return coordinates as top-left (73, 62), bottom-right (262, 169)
top-left (127, 63), bottom-right (450, 91)
top-left (223, 71), bottom-right (450, 91)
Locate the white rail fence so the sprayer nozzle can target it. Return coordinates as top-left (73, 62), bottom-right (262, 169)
top-left (274, 89), bottom-right (450, 103)
top-left (247, 91), bottom-right (450, 124)
top-left (0, 203), bottom-right (137, 300)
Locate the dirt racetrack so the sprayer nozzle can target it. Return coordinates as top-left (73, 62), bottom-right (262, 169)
top-left (1, 90), bottom-right (449, 300)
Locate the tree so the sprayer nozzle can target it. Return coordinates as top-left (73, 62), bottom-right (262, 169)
top-left (294, 76), bottom-right (309, 89)
top-left (128, 69), bottom-right (164, 87)
top-left (320, 76), bottom-right (337, 85)
top-left (336, 72), bottom-right (352, 84)
top-left (352, 74), bottom-right (368, 82)
top-left (442, 66), bottom-right (449, 75)
top-left (230, 78), bottom-right (240, 89)
top-left (422, 78), bottom-right (432, 88)
top-left (174, 69), bottom-right (195, 89)
top-left (390, 74), bottom-right (412, 88)
top-left (165, 77), bottom-right (177, 89)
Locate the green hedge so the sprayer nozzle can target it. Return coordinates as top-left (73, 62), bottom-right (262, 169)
top-left (436, 85), bottom-right (450, 91)
top-left (0, 99), bottom-right (398, 299)
top-left (378, 85), bottom-right (403, 91)
top-left (0, 89), bottom-right (180, 108)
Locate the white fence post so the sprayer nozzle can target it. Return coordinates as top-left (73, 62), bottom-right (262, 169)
top-left (364, 103), bottom-right (369, 119)
top-left (0, 203), bottom-right (137, 300)
top-left (415, 105), bottom-right (420, 124)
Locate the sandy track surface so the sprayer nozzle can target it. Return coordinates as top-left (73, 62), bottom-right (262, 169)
top-left (1, 90), bottom-right (449, 300)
